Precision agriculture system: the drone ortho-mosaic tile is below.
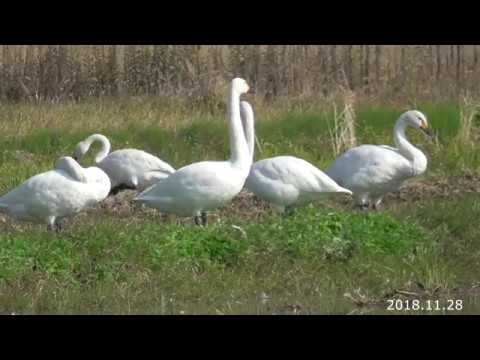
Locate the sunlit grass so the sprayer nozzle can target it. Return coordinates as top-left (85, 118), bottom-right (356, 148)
top-left (0, 98), bottom-right (479, 314)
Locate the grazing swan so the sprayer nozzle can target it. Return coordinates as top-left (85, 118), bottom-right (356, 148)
top-left (73, 134), bottom-right (175, 195)
top-left (325, 110), bottom-right (432, 210)
top-left (0, 156), bottom-right (111, 232)
top-left (241, 101), bottom-right (353, 214)
top-left (134, 78), bottom-right (252, 226)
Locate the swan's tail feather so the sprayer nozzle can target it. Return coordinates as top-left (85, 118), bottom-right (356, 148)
top-left (133, 195), bottom-right (172, 204)
top-left (336, 188), bottom-right (353, 196)
top-left (150, 168), bottom-right (175, 175)
top-left (132, 196), bottom-right (150, 203)
top-left (138, 174), bottom-right (171, 194)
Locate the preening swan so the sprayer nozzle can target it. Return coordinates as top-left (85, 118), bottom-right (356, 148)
top-left (0, 156), bottom-right (111, 232)
top-left (73, 134), bottom-right (175, 195)
top-left (241, 101), bottom-right (353, 214)
top-left (325, 110), bottom-right (432, 210)
top-left (134, 78), bottom-right (252, 226)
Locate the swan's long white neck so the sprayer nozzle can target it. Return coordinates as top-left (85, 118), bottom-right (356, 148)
top-left (84, 134), bottom-right (111, 163)
top-left (55, 156), bottom-right (88, 183)
top-left (228, 86), bottom-right (250, 171)
top-left (393, 117), bottom-right (428, 175)
top-left (240, 103), bottom-right (255, 164)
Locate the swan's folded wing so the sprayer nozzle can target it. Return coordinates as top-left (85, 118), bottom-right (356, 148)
top-left (308, 167), bottom-right (352, 194)
top-left (137, 161), bottom-right (229, 200)
top-left (141, 170), bottom-right (173, 188)
top-left (143, 156), bottom-right (176, 174)
top-left (267, 156), bottom-right (344, 194)
top-left (327, 145), bottom-right (414, 188)
top-left (111, 149), bottom-right (175, 174)
top-left (135, 194), bottom-right (174, 206)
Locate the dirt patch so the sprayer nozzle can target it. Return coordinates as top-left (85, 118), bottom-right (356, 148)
top-left (330, 171), bottom-right (480, 210)
top-left (0, 172), bottom-right (479, 232)
top-left (385, 171), bottom-right (480, 205)
top-left (91, 170), bottom-right (476, 224)
top-left (13, 150), bottom-right (36, 163)
top-left (87, 189), bottom-right (275, 225)
top-left (343, 280), bottom-right (480, 314)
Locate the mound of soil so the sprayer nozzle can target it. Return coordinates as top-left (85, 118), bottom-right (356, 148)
top-left (0, 172), bottom-right (479, 231)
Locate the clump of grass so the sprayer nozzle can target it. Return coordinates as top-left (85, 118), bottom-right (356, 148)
top-left (431, 97), bottom-right (480, 173)
top-left (329, 89), bottom-right (357, 156)
top-left (456, 96), bottom-right (480, 147)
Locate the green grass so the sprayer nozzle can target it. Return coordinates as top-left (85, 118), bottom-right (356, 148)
top-left (0, 206), bottom-right (449, 314)
top-left (0, 101), bottom-right (468, 176)
top-left (0, 98), bottom-right (479, 314)
top-left (0, 207), bottom-right (430, 283)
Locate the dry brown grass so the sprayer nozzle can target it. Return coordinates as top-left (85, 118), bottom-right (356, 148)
top-left (1, 45), bottom-right (479, 104)
top-left (456, 95), bottom-right (480, 146)
top-left (329, 89), bottom-right (357, 156)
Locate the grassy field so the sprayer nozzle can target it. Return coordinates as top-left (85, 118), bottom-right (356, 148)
top-left (0, 98), bottom-right (479, 315)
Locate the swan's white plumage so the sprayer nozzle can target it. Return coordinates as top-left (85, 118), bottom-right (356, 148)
top-left (0, 156), bottom-right (111, 227)
top-left (240, 101), bottom-right (352, 213)
top-left (325, 110), bottom-right (430, 207)
top-left (137, 161), bottom-right (250, 217)
top-left (74, 134), bottom-right (175, 192)
top-left (246, 156), bottom-right (352, 212)
top-left (135, 78), bottom-right (252, 219)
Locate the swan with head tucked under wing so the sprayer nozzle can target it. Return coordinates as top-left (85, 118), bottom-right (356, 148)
top-left (241, 101), bottom-right (353, 215)
top-left (0, 156), bottom-right (111, 232)
top-left (134, 78), bottom-right (252, 226)
top-left (325, 110), bottom-right (433, 210)
top-left (73, 134), bottom-right (175, 196)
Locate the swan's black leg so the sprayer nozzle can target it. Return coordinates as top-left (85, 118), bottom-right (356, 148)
top-left (194, 216), bottom-right (202, 226)
top-left (201, 211), bottom-right (208, 226)
top-left (55, 219), bottom-right (63, 233)
top-left (355, 203), bottom-right (369, 211)
top-left (46, 219), bottom-right (63, 233)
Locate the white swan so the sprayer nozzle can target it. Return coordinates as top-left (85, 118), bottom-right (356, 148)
top-left (0, 156), bottom-right (111, 231)
top-left (325, 110), bottom-right (432, 210)
top-left (73, 134), bottom-right (175, 195)
top-left (134, 78), bottom-right (252, 226)
top-left (241, 101), bottom-right (353, 214)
